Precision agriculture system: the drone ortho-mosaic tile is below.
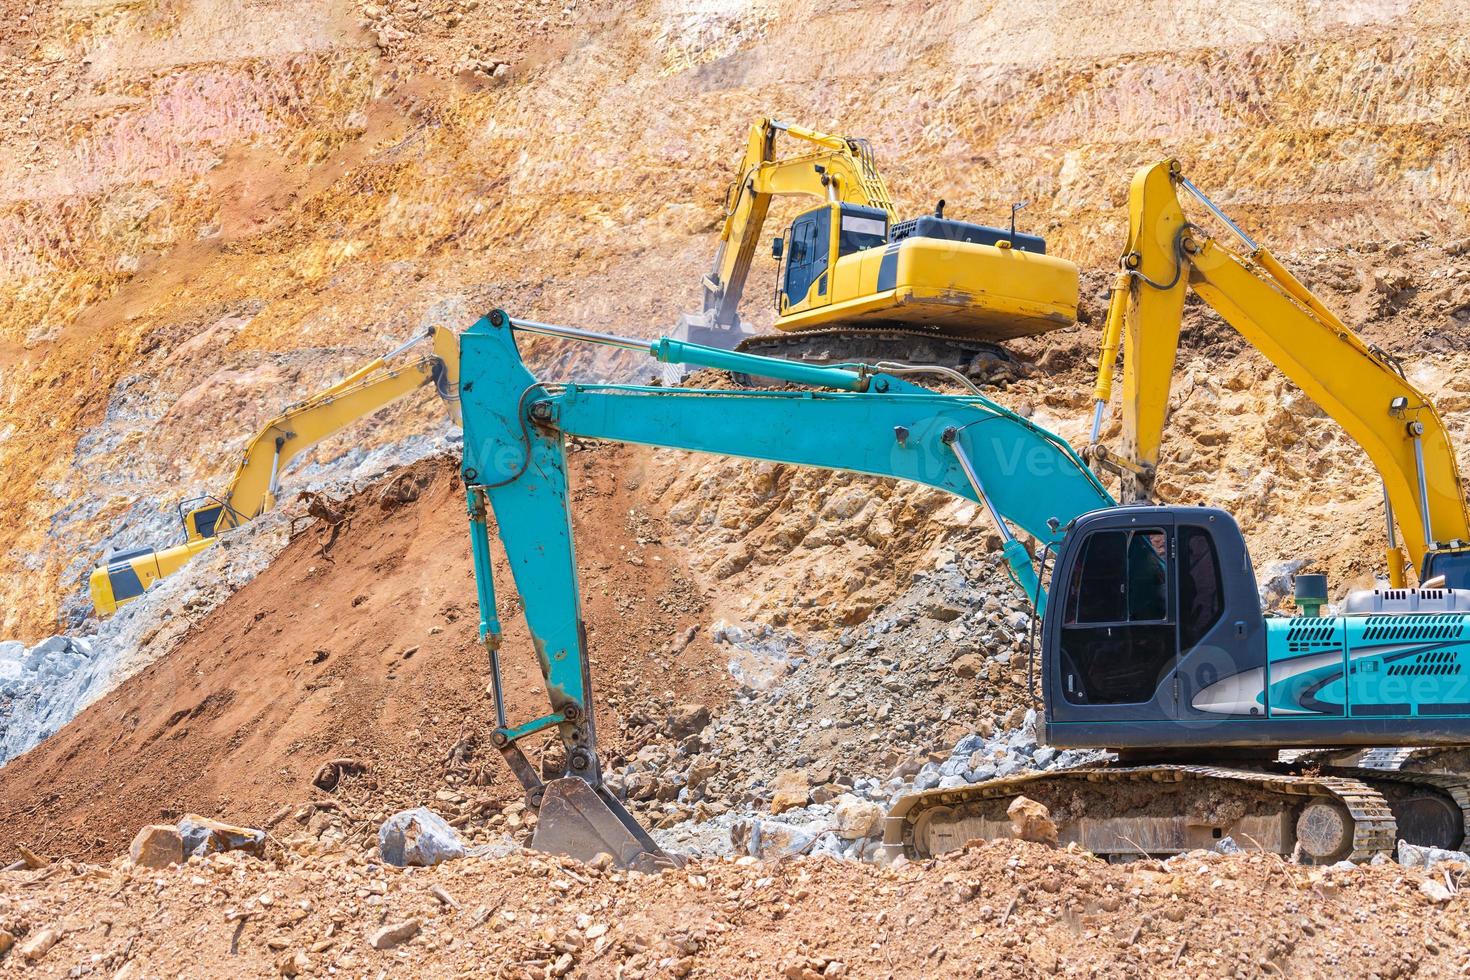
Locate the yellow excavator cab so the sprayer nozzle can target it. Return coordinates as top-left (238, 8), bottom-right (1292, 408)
top-left (183, 499), bottom-right (229, 541)
top-left (773, 202), bottom-right (1079, 339)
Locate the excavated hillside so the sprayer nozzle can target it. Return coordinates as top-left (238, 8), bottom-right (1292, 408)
top-left (0, 449), bottom-right (735, 862)
top-left (2, 0), bottom-right (1469, 638)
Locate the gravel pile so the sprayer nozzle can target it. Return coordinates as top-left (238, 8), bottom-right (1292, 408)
top-left (602, 546), bottom-right (1106, 862)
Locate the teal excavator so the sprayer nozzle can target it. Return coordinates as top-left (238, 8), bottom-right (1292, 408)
top-left (460, 309), bottom-right (1470, 871)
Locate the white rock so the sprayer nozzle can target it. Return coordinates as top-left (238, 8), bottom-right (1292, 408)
top-left (368, 919), bottom-right (421, 949)
top-left (832, 794), bottom-right (882, 840)
top-left (0, 659), bottom-right (23, 692)
top-left (913, 764), bottom-right (941, 791)
top-left (1419, 878), bottom-right (1454, 903)
top-left (378, 808), bottom-right (465, 867)
top-left (1398, 840), bottom-right (1470, 870)
top-left (741, 818), bottom-right (822, 858)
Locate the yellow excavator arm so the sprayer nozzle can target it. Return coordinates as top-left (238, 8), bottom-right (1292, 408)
top-left (202, 325), bottom-right (461, 537)
top-left (703, 118), bottom-right (895, 330)
top-left (1091, 159), bottom-right (1470, 586)
top-left (89, 326), bottom-right (461, 614)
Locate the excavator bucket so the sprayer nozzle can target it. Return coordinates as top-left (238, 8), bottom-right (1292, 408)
top-left (530, 778), bottom-right (681, 872)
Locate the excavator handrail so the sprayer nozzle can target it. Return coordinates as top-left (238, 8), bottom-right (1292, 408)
top-left (1090, 159), bottom-right (1470, 585)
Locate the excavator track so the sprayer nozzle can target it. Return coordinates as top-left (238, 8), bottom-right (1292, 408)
top-left (734, 327), bottom-right (1021, 375)
top-left (1366, 746), bottom-right (1470, 775)
top-left (1291, 750), bottom-right (1470, 850)
top-left (885, 763), bottom-right (1399, 864)
top-left (1328, 766), bottom-right (1470, 852)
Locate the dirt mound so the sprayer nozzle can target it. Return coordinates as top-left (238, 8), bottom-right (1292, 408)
top-left (0, 448), bottom-right (727, 863)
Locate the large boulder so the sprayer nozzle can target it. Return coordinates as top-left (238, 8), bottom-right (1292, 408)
top-left (832, 794), bottom-right (883, 840)
top-left (769, 770), bottom-right (810, 815)
top-left (733, 817), bottom-right (822, 859)
top-left (130, 825), bottom-right (185, 869)
top-left (1398, 840), bottom-right (1470, 870)
top-left (665, 703), bottom-right (711, 739)
top-left (1006, 795), bottom-right (1058, 844)
top-left (951, 654), bottom-right (984, 679)
top-left (378, 807), bottom-right (465, 867)
top-left (23, 636), bottom-right (69, 671)
top-left (178, 814), bottom-right (266, 858)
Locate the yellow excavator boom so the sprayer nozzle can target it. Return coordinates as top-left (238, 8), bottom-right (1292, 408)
top-left (703, 117), bottom-right (895, 331)
top-left (89, 326), bottom-right (460, 614)
top-left (1092, 159), bottom-right (1470, 586)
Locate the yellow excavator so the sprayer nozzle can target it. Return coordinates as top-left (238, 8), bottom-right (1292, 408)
top-left (88, 327), bottom-right (461, 615)
top-left (677, 118), bottom-right (1081, 369)
top-left (1088, 158), bottom-right (1470, 589)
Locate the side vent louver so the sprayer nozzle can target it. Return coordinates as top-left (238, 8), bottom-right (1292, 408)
top-left (1285, 618), bottom-right (1339, 652)
top-left (1387, 648), bottom-right (1464, 677)
top-left (1362, 614), bottom-right (1467, 642)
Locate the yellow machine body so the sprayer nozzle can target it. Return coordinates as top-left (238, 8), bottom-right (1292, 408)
top-left (694, 119), bottom-right (1078, 348)
top-left (774, 201), bottom-right (1079, 339)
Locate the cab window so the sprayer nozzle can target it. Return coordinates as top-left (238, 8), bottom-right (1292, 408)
top-left (783, 207), bottom-right (831, 306)
top-left (837, 208), bottom-right (886, 257)
top-left (1060, 527), bottom-right (1175, 706)
top-left (1178, 525), bottom-right (1224, 648)
top-left (1064, 529), bottom-right (1167, 625)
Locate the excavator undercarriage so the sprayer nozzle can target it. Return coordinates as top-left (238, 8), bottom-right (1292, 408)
top-left (733, 327), bottom-right (1021, 378)
top-left (887, 761), bottom-right (1470, 864)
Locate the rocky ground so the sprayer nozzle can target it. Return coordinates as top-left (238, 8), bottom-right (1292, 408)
top-left (4, 832), bottom-right (1470, 978)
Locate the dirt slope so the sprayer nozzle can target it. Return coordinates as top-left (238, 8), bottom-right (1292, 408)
top-left (0, 447), bottom-right (727, 862)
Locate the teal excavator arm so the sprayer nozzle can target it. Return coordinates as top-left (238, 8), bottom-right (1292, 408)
top-left (457, 309), bottom-right (1112, 867)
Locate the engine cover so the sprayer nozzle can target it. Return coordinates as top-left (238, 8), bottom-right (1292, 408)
top-left (1343, 587), bottom-right (1470, 614)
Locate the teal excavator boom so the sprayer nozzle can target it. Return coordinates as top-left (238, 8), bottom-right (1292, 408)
top-left (457, 308), bottom-right (1111, 868)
